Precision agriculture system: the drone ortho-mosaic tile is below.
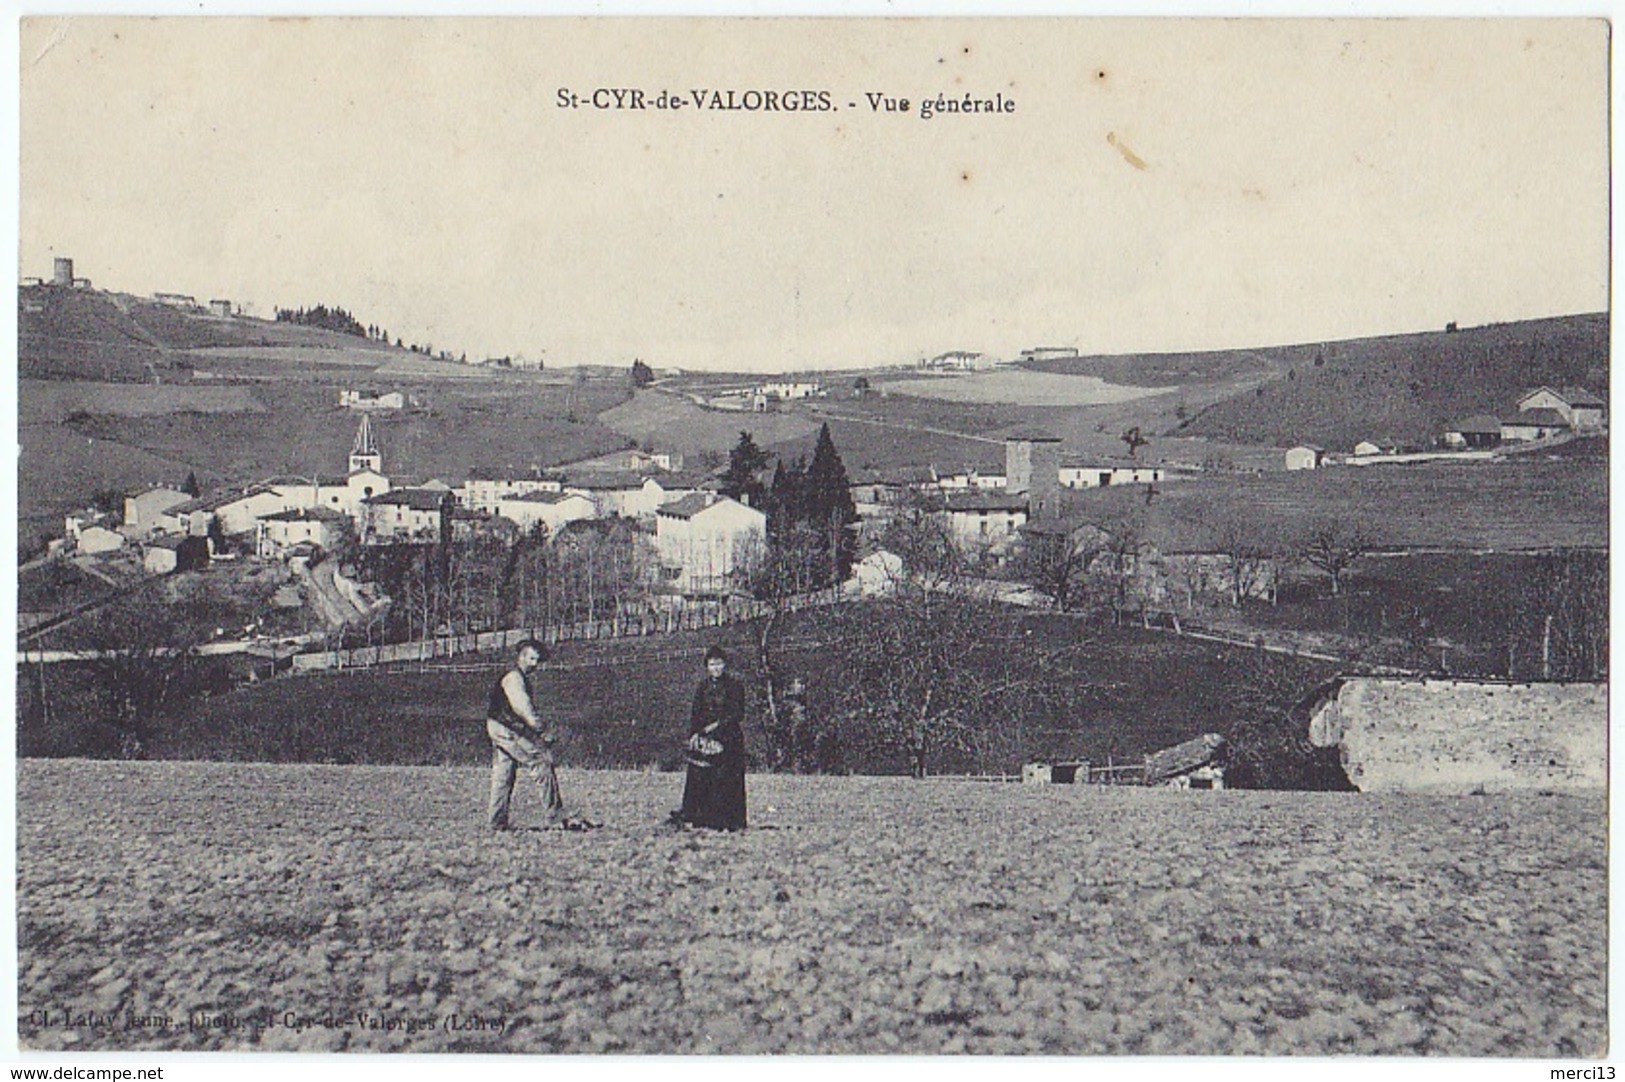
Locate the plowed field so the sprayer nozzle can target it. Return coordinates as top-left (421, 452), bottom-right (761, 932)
top-left (16, 761), bottom-right (1605, 1056)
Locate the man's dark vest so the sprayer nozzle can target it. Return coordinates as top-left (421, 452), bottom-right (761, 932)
top-left (487, 669), bottom-right (532, 735)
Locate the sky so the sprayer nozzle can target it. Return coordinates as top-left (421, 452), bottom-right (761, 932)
top-left (17, 16), bottom-right (1611, 372)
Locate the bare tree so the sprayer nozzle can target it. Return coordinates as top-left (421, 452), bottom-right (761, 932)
top-left (1087, 509), bottom-right (1150, 625)
top-left (1298, 518), bottom-right (1372, 597)
top-left (1505, 550), bottom-right (1608, 680)
top-left (1206, 511), bottom-right (1282, 607)
top-left (807, 537), bottom-right (1097, 778)
top-left (1013, 521), bottom-right (1105, 612)
top-left (78, 586), bottom-right (211, 757)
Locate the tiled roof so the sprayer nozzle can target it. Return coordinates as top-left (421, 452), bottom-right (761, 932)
top-left (365, 488), bottom-right (449, 511)
top-left (1450, 415), bottom-right (1503, 435)
top-left (504, 490), bottom-right (586, 505)
top-left (943, 492), bottom-right (1029, 513)
top-left (565, 471), bottom-right (650, 491)
top-left (1506, 408), bottom-right (1568, 427)
top-left (260, 506), bottom-right (348, 523)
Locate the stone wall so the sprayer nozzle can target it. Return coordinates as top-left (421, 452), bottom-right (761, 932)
top-left (1307, 677), bottom-right (1606, 794)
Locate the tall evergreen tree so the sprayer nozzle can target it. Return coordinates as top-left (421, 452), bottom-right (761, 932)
top-left (766, 455), bottom-right (806, 541)
top-left (181, 471), bottom-right (202, 498)
top-left (720, 431), bottom-right (772, 507)
top-left (803, 423), bottom-right (858, 582)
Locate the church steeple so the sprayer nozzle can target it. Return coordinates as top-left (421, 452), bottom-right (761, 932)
top-left (349, 414), bottom-right (382, 474)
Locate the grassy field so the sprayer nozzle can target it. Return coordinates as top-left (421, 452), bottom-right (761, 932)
top-left (20, 380), bottom-right (267, 423)
top-left (598, 390), bottom-right (820, 459)
top-left (875, 369), bottom-right (1166, 407)
top-left (16, 760), bottom-right (1606, 1054)
top-left (36, 610), bottom-right (1335, 778)
top-left (1077, 454), bottom-right (1608, 553)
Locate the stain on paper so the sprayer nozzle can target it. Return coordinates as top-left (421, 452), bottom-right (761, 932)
top-left (1106, 131), bottom-right (1147, 171)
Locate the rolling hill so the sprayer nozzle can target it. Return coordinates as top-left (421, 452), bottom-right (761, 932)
top-left (1166, 314), bottom-right (1608, 450)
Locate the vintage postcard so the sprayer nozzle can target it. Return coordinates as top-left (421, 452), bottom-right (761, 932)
top-left (11, 13), bottom-right (1610, 1070)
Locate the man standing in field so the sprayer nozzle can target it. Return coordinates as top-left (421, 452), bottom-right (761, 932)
top-left (486, 639), bottom-right (574, 832)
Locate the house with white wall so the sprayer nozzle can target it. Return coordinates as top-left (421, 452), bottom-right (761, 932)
top-left (941, 491), bottom-right (1028, 552)
top-left (654, 493), bottom-right (767, 594)
top-left (1058, 459), bottom-right (1164, 488)
top-left (497, 490), bottom-right (598, 536)
top-left (1517, 386), bottom-right (1606, 431)
top-left (363, 488), bottom-right (451, 542)
top-left (461, 468), bottom-right (563, 513)
top-left (123, 487), bottom-right (191, 536)
top-left (1284, 445), bottom-right (1325, 471)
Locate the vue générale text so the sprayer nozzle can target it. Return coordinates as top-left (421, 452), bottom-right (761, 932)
top-left (555, 88), bottom-right (1017, 119)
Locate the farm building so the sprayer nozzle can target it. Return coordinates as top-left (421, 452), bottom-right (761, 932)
top-left (1443, 415), bottom-right (1503, 449)
top-left (257, 506), bottom-right (349, 556)
top-left (208, 299), bottom-right (233, 317)
top-left (654, 493), bottom-right (767, 595)
top-left (1283, 445), bottom-right (1324, 471)
top-left (123, 487), bottom-right (191, 535)
top-left (1500, 408), bottom-right (1569, 442)
top-left (756, 380), bottom-right (824, 400)
top-left (1304, 676), bottom-right (1605, 794)
top-left (496, 490), bottom-right (597, 536)
top-left (1517, 386), bottom-right (1606, 431)
top-left (1019, 346), bottom-right (1079, 362)
top-left (144, 535), bottom-right (210, 575)
top-left (922, 350), bottom-right (992, 371)
top-left (1058, 458), bottom-right (1165, 488)
top-left (76, 525), bottom-right (125, 555)
top-left (339, 388), bottom-right (405, 411)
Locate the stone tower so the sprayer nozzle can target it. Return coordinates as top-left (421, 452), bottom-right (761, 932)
top-left (1005, 429), bottom-right (1061, 518)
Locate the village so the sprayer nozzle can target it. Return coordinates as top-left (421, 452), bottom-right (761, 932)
top-left (31, 351), bottom-right (1608, 709)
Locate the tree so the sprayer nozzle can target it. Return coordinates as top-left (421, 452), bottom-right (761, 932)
top-left (1121, 426), bottom-right (1149, 458)
top-left (1198, 504), bottom-right (1282, 607)
top-left (802, 423), bottom-right (859, 584)
top-left (181, 471), bottom-right (202, 498)
top-left (853, 376), bottom-right (871, 397)
top-left (1014, 521), bottom-right (1105, 612)
top-left (813, 577), bottom-right (1093, 778)
top-left (1298, 518), bottom-right (1372, 597)
top-left (78, 586), bottom-right (212, 758)
top-left (630, 359), bottom-right (655, 388)
top-left (878, 489), bottom-right (964, 593)
top-left (719, 431), bottom-right (772, 508)
top-left (1088, 509), bottom-right (1150, 624)
top-left (1503, 551), bottom-right (1608, 681)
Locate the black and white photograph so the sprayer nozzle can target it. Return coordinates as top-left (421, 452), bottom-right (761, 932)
top-left (8, 11), bottom-right (1612, 1068)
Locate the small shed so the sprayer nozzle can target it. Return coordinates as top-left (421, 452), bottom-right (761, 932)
top-left (1144, 733), bottom-right (1229, 789)
top-left (1283, 445), bottom-right (1324, 471)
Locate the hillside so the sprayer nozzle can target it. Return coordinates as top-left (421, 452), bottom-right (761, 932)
top-left (17, 760), bottom-right (1606, 1054)
top-left (19, 285), bottom-right (397, 382)
top-left (17, 378), bottom-right (634, 559)
top-left (1169, 314), bottom-right (1609, 450)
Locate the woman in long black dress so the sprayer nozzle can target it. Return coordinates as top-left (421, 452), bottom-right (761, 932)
top-left (676, 646), bottom-right (747, 830)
